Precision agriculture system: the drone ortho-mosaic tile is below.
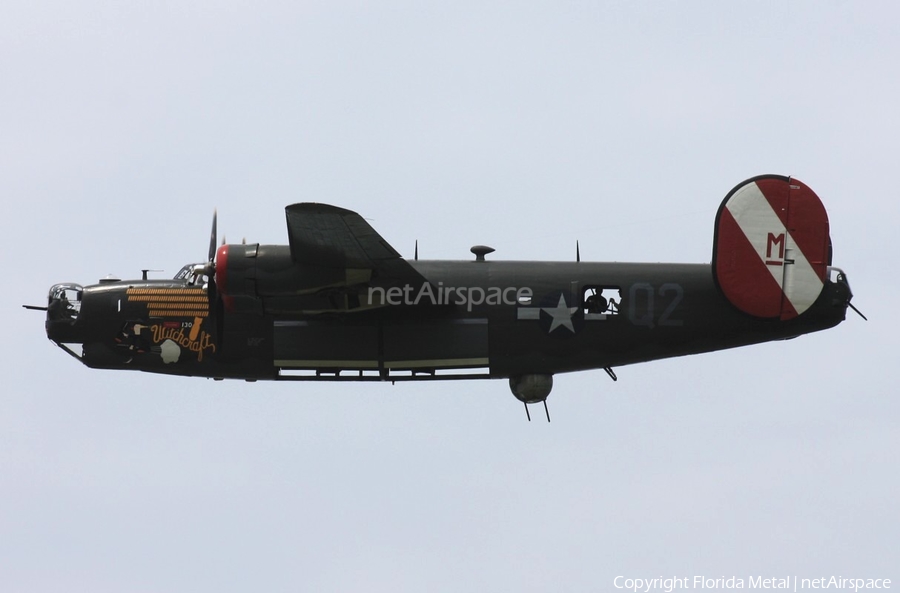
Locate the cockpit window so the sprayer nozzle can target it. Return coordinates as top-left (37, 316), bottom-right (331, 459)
top-left (48, 283), bottom-right (83, 321)
top-left (175, 264), bottom-right (209, 288)
top-left (174, 265), bottom-right (194, 281)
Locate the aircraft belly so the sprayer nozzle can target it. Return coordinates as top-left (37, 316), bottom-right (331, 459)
top-left (272, 318), bottom-right (490, 373)
top-left (274, 321), bottom-right (380, 369)
top-left (382, 319), bottom-right (488, 370)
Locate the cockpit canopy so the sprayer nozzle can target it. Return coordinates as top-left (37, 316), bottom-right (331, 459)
top-left (174, 263), bottom-right (211, 288)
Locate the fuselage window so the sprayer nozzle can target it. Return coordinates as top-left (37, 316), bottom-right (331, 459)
top-left (583, 286), bottom-right (621, 318)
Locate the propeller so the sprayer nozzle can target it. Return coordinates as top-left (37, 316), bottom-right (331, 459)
top-left (198, 209), bottom-right (219, 295)
top-left (208, 209), bottom-right (218, 268)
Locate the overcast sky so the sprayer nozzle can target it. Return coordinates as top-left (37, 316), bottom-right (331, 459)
top-left (2, 2), bottom-right (898, 591)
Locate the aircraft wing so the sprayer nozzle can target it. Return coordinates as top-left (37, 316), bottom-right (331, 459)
top-left (285, 203), bottom-right (427, 289)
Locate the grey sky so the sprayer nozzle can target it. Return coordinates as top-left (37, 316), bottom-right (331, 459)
top-left (2, 2), bottom-right (897, 591)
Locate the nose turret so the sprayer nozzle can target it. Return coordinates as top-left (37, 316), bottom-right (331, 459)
top-left (45, 283), bottom-right (84, 343)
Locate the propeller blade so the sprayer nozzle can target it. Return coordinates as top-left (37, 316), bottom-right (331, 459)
top-left (208, 209), bottom-right (218, 264)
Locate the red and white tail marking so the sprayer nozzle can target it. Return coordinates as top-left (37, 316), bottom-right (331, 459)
top-left (714, 175), bottom-right (830, 320)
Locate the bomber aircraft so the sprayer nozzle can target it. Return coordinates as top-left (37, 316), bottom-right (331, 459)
top-left (27, 175), bottom-right (861, 420)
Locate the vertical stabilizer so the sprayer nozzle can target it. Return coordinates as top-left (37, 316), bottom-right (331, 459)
top-left (713, 175), bottom-right (830, 320)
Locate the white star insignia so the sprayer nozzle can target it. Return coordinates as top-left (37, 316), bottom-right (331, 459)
top-left (542, 294), bottom-right (578, 333)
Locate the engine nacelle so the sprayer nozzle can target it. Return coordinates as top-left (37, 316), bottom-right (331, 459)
top-left (215, 244), bottom-right (352, 299)
top-left (509, 374), bottom-right (553, 404)
top-left (214, 244), bottom-right (377, 314)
